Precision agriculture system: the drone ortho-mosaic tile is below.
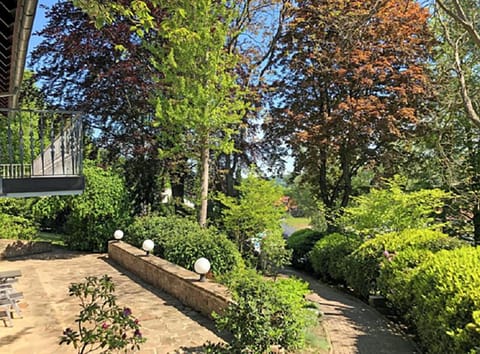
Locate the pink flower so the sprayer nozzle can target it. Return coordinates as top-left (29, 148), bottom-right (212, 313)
top-left (102, 322), bottom-right (109, 329)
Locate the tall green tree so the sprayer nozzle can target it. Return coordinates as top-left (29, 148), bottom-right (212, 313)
top-left (73, 0), bottom-right (248, 225)
top-left (149, 0), bottom-right (247, 226)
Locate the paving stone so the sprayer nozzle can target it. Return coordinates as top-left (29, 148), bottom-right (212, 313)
top-left (0, 250), bottom-right (224, 353)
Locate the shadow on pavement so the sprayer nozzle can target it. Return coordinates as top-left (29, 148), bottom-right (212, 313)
top-left (281, 268), bottom-right (420, 354)
top-left (4, 245), bottom-right (87, 262)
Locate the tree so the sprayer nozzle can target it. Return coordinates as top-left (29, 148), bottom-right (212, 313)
top-left (264, 0), bottom-right (434, 218)
top-left (216, 172), bottom-right (285, 254)
top-left (151, 0), bottom-right (247, 226)
top-left (30, 1), bottom-right (166, 214)
top-left (434, 0), bottom-right (480, 128)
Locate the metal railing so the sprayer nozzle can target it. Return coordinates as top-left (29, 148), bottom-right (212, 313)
top-left (0, 108), bottom-right (83, 179)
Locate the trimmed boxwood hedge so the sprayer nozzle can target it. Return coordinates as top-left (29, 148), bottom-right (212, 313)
top-left (126, 215), bottom-right (243, 276)
top-left (309, 233), bottom-right (361, 283)
top-left (408, 246), bottom-right (480, 353)
top-left (345, 229), bottom-right (465, 299)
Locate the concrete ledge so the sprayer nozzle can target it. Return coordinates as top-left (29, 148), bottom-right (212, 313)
top-left (0, 239), bottom-right (52, 259)
top-left (108, 241), bottom-right (231, 319)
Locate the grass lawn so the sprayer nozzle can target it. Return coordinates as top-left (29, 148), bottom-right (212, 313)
top-left (283, 215), bottom-right (311, 230)
top-left (34, 231), bottom-right (66, 246)
top-left (297, 322), bottom-right (330, 353)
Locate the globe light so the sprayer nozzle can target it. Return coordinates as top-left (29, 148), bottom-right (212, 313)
top-left (113, 229), bottom-right (124, 241)
top-left (194, 257), bottom-right (211, 282)
top-left (142, 239), bottom-right (154, 256)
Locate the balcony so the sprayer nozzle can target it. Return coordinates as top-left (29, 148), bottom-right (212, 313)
top-left (0, 108), bottom-right (84, 197)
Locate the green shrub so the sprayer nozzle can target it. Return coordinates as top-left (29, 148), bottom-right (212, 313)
top-left (216, 172), bottom-right (285, 256)
top-left (259, 230), bottom-right (292, 277)
top-left (163, 227), bottom-right (244, 276)
top-left (309, 233), bottom-right (361, 283)
top-left (345, 229), bottom-right (464, 299)
top-left (409, 247), bottom-right (480, 353)
top-left (340, 175), bottom-right (450, 237)
top-left (125, 215), bottom-right (200, 257)
top-left (126, 214), bottom-right (243, 276)
top-left (0, 213), bottom-right (37, 240)
top-left (64, 163), bottom-right (130, 252)
top-left (286, 228), bottom-right (324, 270)
top-left (211, 269), bottom-right (316, 352)
top-left (377, 248), bottom-right (435, 317)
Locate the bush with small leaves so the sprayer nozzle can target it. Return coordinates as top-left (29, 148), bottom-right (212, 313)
top-left (125, 215), bottom-right (200, 257)
top-left (0, 213), bottom-right (37, 240)
top-left (309, 233), bottom-right (361, 283)
top-left (259, 230), bottom-right (292, 277)
top-left (209, 269), bottom-right (316, 353)
top-left (345, 229), bottom-right (464, 299)
top-left (408, 247), bottom-right (480, 353)
top-left (163, 227), bottom-right (244, 276)
top-left (286, 228), bottom-right (325, 270)
top-left (376, 247), bottom-right (435, 317)
top-left (59, 275), bottom-right (145, 354)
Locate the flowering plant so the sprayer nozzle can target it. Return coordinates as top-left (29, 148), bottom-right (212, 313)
top-left (59, 275), bottom-right (145, 353)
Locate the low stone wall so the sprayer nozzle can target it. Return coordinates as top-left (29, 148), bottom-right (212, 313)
top-left (0, 239), bottom-right (52, 259)
top-left (108, 241), bottom-right (231, 319)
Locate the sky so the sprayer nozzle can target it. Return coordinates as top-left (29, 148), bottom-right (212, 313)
top-left (27, 0), bottom-right (58, 67)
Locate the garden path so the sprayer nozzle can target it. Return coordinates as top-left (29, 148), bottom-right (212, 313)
top-left (283, 268), bottom-right (420, 354)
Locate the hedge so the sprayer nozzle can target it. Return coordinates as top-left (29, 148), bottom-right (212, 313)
top-left (345, 229), bottom-right (464, 299)
top-left (408, 246), bottom-right (480, 353)
top-left (309, 233), bottom-right (361, 283)
top-left (127, 215), bottom-right (244, 276)
top-left (286, 228), bottom-right (324, 270)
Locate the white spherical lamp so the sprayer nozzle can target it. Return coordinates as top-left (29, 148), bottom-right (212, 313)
top-left (113, 229), bottom-right (124, 241)
top-left (194, 257), bottom-right (211, 282)
top-left (142, 239), bottom-right (154, 256)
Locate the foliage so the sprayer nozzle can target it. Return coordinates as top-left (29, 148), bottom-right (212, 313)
top-left (309, 233), bottom-right (362, 283)
top-left (0, 213), bottom-right (38, 240)
top-left (340, 176), bottom-right (450, 237)
top-left (217, 173), bottom-right (285, 255)
top-left (163, 227), bottom-right (244, 277)
top-left (408, 247), bottom-right (480, 353)
top-left (345, 229), bottom-right (464, 299)
top-left (259, 230), bottom-right (292, 277)
top-left (0, 198), bottom-right (38, 240)
top-left (31, 2), bottom-right (165, 214)
top-left (376, 248), bottom-right (435, 317)
top-left (65, 164), bottom-right (130, 252)
top-left (265, 0), bottom-right (434, 212)
top-left (210, 269), bottom-right (315, 352)
top-left (125, 215), bottom-right (200, 257)
top-left (151, 0), bottom-right (248, 225)
top-left (59, 275), bottom-right (145, 354)
top-left (33, 162), bottom-right (130, 252)
top-left (126, 214), bottom-right (244, 276)
top-left (286, 229), bottom-right (325, 270)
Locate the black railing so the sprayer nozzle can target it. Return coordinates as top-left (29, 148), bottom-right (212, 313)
top-left (0, 108), bottom-right (83, 178)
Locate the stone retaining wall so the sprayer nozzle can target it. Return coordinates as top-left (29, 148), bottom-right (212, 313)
top-left (0, 239), bottom-right (52, 259)
top-left (108, 241), bottom-right (231, 319)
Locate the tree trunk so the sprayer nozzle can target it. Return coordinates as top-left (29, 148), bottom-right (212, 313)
top-left (199, 143), bottom-right (210, 227)
top-left (473, 204), bottom-right (480, 246)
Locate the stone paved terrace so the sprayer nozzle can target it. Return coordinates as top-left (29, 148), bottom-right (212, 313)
top-left (0, 249), bottom-right (224, 354)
